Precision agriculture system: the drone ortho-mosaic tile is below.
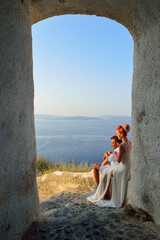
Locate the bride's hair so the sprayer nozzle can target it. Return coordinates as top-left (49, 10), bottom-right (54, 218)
top-left (117, 124), bottom-right (130, 136)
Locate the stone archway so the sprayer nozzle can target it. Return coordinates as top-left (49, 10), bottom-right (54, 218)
top-left (1, 0), bottom-right (160, 239)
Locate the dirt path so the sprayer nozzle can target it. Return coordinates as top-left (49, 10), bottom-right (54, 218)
top-left (22, 191), bottom-right (160, 240)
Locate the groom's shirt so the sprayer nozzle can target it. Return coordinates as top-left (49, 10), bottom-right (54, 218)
top-left (106, 147), bottom-right (119, 167)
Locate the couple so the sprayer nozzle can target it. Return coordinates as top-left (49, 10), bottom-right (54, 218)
top-left (87, 124), bottom-right (131, 208)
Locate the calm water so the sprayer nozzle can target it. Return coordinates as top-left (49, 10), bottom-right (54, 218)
top-left (35, 115), bottom-right (131, 165)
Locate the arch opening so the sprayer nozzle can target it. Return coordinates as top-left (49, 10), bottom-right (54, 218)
top-left (32, 14), bottom-right (133, 198)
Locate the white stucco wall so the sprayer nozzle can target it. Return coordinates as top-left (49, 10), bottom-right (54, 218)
top-left (0, 1), bottom-right (40, 239)
top-left (128, 22), bottom-right (160, 223)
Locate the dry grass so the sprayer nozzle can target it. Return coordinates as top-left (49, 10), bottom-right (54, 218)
top-left (36, 156), bottom-right (93, 176)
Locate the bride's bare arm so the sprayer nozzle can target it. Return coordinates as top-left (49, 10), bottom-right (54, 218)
top-left (113, 144), bottom-right (125, 163)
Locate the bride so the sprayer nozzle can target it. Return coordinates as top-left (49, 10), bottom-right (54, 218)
top-left (87, 124), bottom-right (131, 207)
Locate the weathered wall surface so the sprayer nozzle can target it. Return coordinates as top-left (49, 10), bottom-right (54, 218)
top-left (1, 0), bottom-right (160, 239)
top-left (0, 1), bottom-right (40, 239)
top-left (128, 21), bottom-right (160, 223)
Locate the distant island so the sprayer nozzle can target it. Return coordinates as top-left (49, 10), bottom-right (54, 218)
top-left (35, 114), bottom-right (131, 121)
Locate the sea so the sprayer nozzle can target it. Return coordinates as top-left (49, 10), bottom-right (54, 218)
top-left (35, 115), bottom-right (131, 165)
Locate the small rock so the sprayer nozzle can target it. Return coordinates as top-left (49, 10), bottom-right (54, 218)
top-left (101, 230), bottom-right (113, 238)
top-left (81, 220), bottom-right (88, 226)
top-left (127, 231), bottom-right (135, 237)
top-left (54, 212), bottom-right (59, 217)
top-left (122, 204), bottom-right (136, 216)
top-left (39, 226), bottom-right (49, 233)
top-left (137, 208), bottom-right (154, 222)
top-left (86, 227), bottom-right (92, 231)
top-left (140, 214), bottom-right (148, 222)
top-left (110, 223), bottom-right (117, 229)
top-left (107, 212), bottom-right (119, 220)
top-left (50, 232), bottom-right (54, 236)
top-left (93, 230), bottom-right (100, 236)
top-left (64, 226), bottom-right (72, 234)
top-left (114, 219), bottom-right (120, 223)
top-left (85, 233), bottom-right (92, 238)
top-left (114, 237), bottom-right (123, 240)
top-left (137, 236), bottom-right (147, 240)
top-left (93, 223), bottom-right (100, 228)
top-left (116, 230), bottom-right (124, 235)
top-left (147, 234), bottom-right (157, 239)
top-left (75, 231), bottom-right (83, 237)
top-left (135, 213), bottom-right (140, 219)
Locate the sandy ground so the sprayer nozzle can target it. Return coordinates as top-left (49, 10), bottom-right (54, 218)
top-left (22, 191), bottom-right (160, 240)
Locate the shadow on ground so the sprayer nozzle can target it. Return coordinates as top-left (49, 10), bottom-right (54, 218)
top-left (22, 191), bottom-right (160, 240)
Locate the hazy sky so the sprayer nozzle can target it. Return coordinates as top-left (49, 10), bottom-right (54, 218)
top-left (32, 14), bottom-right (133, 117)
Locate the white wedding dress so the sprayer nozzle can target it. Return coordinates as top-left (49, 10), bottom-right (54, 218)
top-left (87, 142), bottom-right (131, 207)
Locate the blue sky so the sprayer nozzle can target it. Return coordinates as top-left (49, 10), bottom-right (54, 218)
top-left (32, 14), bottom-right (133, 117)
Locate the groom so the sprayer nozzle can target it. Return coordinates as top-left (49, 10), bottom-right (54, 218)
top-left (91, 136), bottom-right (122, 190)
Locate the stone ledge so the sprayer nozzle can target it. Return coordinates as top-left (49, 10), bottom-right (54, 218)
top-left (37, 171), bottom-right (94, 197)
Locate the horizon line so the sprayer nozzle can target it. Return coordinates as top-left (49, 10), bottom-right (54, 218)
top-left (34, 113), bottom-right (131, 118)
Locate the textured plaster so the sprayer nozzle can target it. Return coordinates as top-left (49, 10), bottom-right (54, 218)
top-left (0, 1), bottom-right (40, 240)
top-left (1, 0), bottom-right (160, 239)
